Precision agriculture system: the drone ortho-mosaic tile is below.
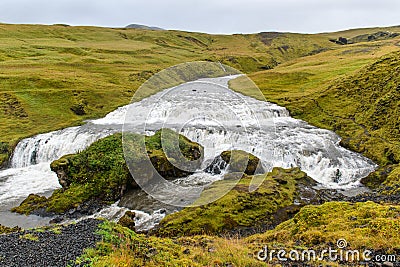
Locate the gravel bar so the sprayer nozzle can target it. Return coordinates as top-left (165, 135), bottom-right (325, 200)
top-left (0, 219), bottom-right (102, 267)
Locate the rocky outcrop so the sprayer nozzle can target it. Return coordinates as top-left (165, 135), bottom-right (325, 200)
top-left (329, 31), bottom-right (400, 45)
top-left (50, 156), bottom-right (73, 189)
top-left (13, 129), bottom-right (203, 217)
top-left (205, 150), bottom-right (264, 175)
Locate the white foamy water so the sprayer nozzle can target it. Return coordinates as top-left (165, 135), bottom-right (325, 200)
top-left (0, 75), bottom-right (376, 229)
top-left (71, 202), bottom-right (166, 232)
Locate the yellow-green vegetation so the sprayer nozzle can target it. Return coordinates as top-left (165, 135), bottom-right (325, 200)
top-left (0, 224), bottom-right (21, 234)
top-left (12, 129), bottom-right (202, 214)
top-left (19, 233), bottom-right (39, 242)
top-left (383, 166), bottom-right (400, 194)
top-left (220, 150), bottom-right (263, 175)
top-left (80, 201), bottom-right (400, 266)
top-left (78, 221), bottom-right (265, 267)
top-left (33, 224), bottom-right (62, 234)
top-left (248, 201), bottom-right (400, 253)
top-left (157, 168), bottom-right (313, 237)
top-left (0, 23), bottom-right (342, 166)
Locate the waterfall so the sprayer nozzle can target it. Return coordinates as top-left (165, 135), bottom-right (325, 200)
top-left (0, 75), bottom-right (377, 226)
top-left (10, 126), bottom-right (117, 168)
top-left (205, 155), bottom-right (228, 175)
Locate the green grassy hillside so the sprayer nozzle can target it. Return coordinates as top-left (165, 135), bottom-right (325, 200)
top-left (1, 23), bottom-right (400, 167)
top-left (0, 23), bottom-right (343, 165)
top-left (2, 23), bottom-right (400, 265)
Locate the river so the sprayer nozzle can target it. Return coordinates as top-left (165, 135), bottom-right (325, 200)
top-left (0, 75), bottom-right (376, 230)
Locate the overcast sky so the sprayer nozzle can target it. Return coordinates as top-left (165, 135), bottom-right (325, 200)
top-left (0, 0), bottom-right (399, 34)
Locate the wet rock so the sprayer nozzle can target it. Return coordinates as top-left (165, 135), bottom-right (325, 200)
top-left (50, 155), bottom-right (75, 189)
top-left (205, 150), bottom-right (264, 175)
top-left (118, 211), bottom-right (136, 230)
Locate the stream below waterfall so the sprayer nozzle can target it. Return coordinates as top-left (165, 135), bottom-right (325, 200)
top-left (0, 75), bottom-right (376, 230)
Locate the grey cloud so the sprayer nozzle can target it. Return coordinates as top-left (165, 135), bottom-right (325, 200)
top-left (0, 0), bottom-right (399, 33)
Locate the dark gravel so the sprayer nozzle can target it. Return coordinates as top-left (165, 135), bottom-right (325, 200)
top-left (0, 219), bottom-right (102, 267)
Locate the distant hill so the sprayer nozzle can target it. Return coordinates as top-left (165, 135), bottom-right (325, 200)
top-left (125, 24), bottom-right (164, 31)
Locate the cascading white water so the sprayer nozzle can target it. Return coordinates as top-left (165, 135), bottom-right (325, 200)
top-left (11, 126), bottom-right (117, 168)
top-left (117, 75), bottom-right (375, 188)
top-left (0, 75), bottom-right (377, 229)
top-left (0, 125), bottom-right (119, 205)
top-left (70, 202), bottom-right (167, 232)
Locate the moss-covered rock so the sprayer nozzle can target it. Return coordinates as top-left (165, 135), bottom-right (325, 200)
top-left (156, 167), bottom-right (338, 237)
top-left (11, 194), bottom-right (47, 215)
top-left (361, 164), bottom-right (396, 189)
top-left (206, 150), bottom-right (264, 175)
top-left (143, 128), bottom-right (203, 180)
top-left (382, 165), bottom-right (400, 195)
top-left (13, 129), bottom-right (203, 215)
top-left (0, 141), bottom-right (11, 168)
top-left (358, 164), bottom-right (400, 198)
top-left (118, 211), bottom-right (136, 230)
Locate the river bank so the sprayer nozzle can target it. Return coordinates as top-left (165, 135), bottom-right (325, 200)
top-left (0, 218), bottom-right (101, 267)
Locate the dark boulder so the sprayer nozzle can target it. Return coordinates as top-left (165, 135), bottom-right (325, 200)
top-left (205, 150), bottom-right (264, 175)
top-left (118, 211), bottom-right (136, 230)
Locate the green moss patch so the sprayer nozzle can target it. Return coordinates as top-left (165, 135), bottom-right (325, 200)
top-left (220, 150), bottom-right (263, 175)
top-left (157, 168), bottom-right (314, 237)
top-left (78, 221), bottom-right (198, 267)
top-left (248, 201), bottom-right (400, 252)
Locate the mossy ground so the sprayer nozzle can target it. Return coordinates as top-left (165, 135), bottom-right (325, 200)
top-left (248, 201), bottom-right (400, 253)
top-left (78, 201), bottom-right (400, 266)
top-left (77, 221), bottom-right (265, 267)
top-left (157, 168), bottom-right (309, 237)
